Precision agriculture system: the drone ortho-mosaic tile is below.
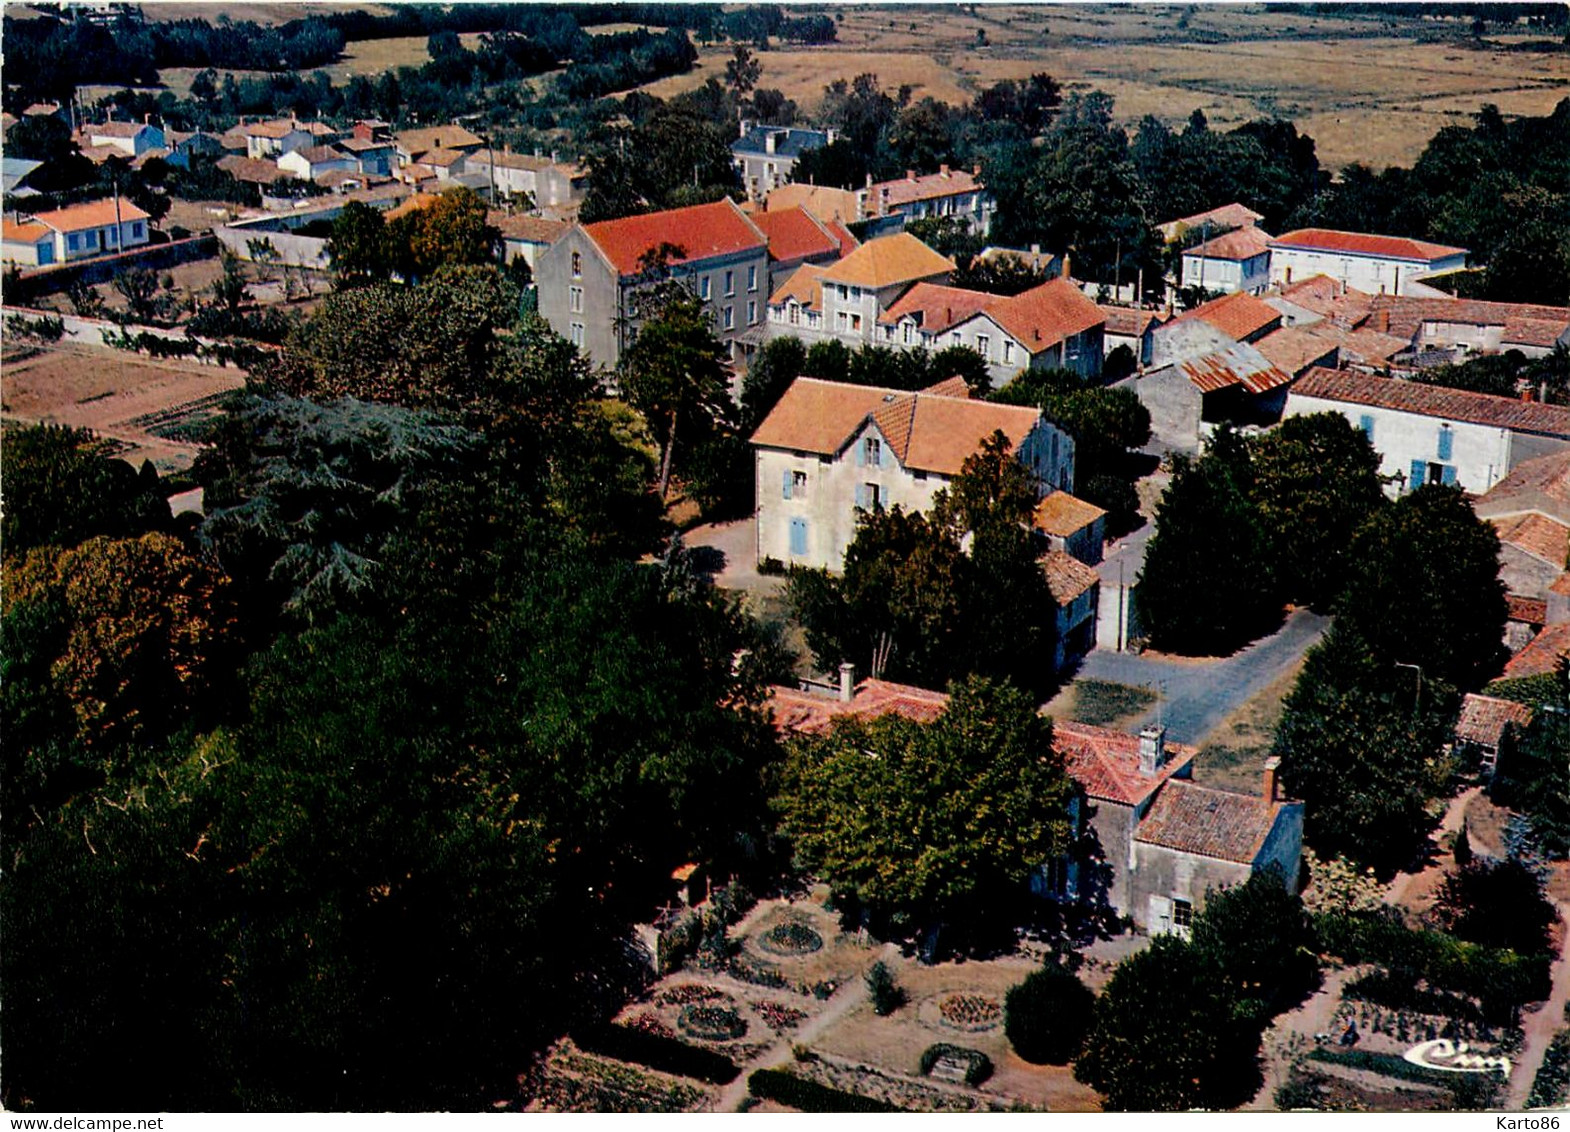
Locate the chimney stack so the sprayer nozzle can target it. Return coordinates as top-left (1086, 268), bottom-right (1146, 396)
top-left (1262, 756), bottom-right (1281, 804)
top-left (765, 131), bottom-right (777, 155)
top-left (1138, 725), bottom-right (1166, 776)
top-left (838, 662), bottom-right (856, 704)
top-left (739, 118), bottom-right (751, 139)
top-left (940, 163), bottom-right (950, 177)
top-left (906, 169), bottom-right (916, 182)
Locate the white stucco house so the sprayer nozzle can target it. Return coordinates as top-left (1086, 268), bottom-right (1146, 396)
top-left (1284, 367), bottom-right (1570, 496)
top-left (1268, 229), bottom-right (1469, 296)
top-left (1180, 225), bottom-right (1273, 295)
top-left (1, 198), bottom-right (151, 266)
top-left (750, 375), bottom-right (1075, 572)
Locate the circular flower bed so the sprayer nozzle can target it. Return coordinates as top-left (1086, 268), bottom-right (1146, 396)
top-left (678, 1004), bottom-right (748, 1041)
top-left (756, 919), bottom-right (824, 957)
top-left (937, 993), bottom-right (1003, 1033)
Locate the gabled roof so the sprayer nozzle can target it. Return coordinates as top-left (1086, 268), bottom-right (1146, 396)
top-left (1493, 512), bottom-right (1570, 570)
top-left (1185, 225), bottom-right (1273, 261)
top-left (2, 218), bottom-right (50, 244)
top-left (1099, 305), bottom-right (1166, 338)
top-left (245, 118), bottom-right (302, 139)
top-left (1364, 294), bottom-right (1570, 341)
top-left (1291, 320), bottom-right (1411, 366)
top-left (1479, 452), bottom-right (1570, 523)
top-left (1253, 326), bottom-right (1340, 377)
top-left (290, 145), bottom-right (348, 165)
top-left (582, 198), bottom-right (765, 278)
top-left (820, 231), bottom-right (954, 289)
top-left (396, 124), bottom-right (483, 154)
top-left (879, 281), bottom-right (995, 334)
top-left (1034, 491), bottom-right (1106, 538)
top-left (1271, 228), bottom-right (1468, 263)
top-left (732, 125), bottom-right (830, 159)
top-left (1455, 694), bottom-right (1534, 749)
top-left (764, 182), bottom-right (859, 224)
top-left (751, 206), bottom-right (840, 264)
top-left (416, 147), bottom-right (466, 168)
top-left (493, 214), bottom-right (568, 244)
top-left (985, 278), bottom-right (1106, 350)
top-left (750, 376), bottom-right (1042, 477)
top-left (1041, 550), bottom-right (1099, 605)
top-left (765, 678), bottom-right (952, 735)
top-left (768, 263), bottom-right (829, 310)
top-left (1500, 622), bottom-right (1570, 680)
top-left (28, 198), bottom-right (151, 232)
top-left (1159, 202), bottom-right (1263, 240)
top-left (1133, 779), bottom-right (1287, 865)
top-left (920, 376), bottom-right (972, 400)
top-left (1290, 368), bottom-right (1570, 439)
top-left (217, 155), bottom-right (289, 184)
top-left (1174, 290), bottom-right (1282, 342)
top-left (338, 136), bottom-right (396, 154)
top-left (1271, 274), bottom-right (1378, 328)
top-left (88, 121), bottom-right (155, 139)
top-left (1503, 317), bottom-right (1569, 349)
top-left (1179, 342), bottom-right (1294, 396)
top-left (867, 165), bottom-right (984, 210)
top-left (1053, 720), bottom-right (1197, 808)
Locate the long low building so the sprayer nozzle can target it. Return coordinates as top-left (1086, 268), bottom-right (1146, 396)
top-left (1284, 367), bottom-right (1570, 496)
top-left (1268, 228), bottom-right (1469, 297)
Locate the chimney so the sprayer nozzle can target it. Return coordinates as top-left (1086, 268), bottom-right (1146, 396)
top-left (1030, 243), bottom-right (1040, 256)
top-left (1138, 725), bottom-right (1166, 776)
top-left (739, 118), bottom-right (752, 139)
top-left (827, 128), bottom-right (837, 146)
top-left (906, 169), bottom-right (916, 182)
top-left (940, 163), bottom-right (950, 177)
top-left (1262, 756), bottom-right (1281, 804)
top-left (550, 150), bottom-right (559, 165)
top-left (838, 661), bottom-right (856, 703)
top-left (973, 163), bottom-right (981, 177)
top-left (765, 131), bottom-right (777, 155)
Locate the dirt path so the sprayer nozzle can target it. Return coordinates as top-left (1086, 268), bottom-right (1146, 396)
top-left (708, 942), bottom-right (900, 1113)
top-left (1505, 901), bottom-right (1570, 1111)
top-left (1248, 965), bottom-right (1360, 1110)
top-left (1386, 786), bottom-right (1481, 910)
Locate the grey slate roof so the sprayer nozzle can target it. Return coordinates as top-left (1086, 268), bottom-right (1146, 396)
top-left (731, 126), bottom-right (830, 159)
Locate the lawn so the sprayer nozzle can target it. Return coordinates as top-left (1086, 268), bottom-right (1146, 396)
top-left (1054, 679), bottom-right (1157, 729)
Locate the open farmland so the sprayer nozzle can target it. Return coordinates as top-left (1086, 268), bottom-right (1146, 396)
top-left (635, 4), bottom-right (1570, 170)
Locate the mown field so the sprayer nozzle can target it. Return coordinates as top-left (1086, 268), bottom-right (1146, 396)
top-left (637, 4), bottom-right (1570, 170)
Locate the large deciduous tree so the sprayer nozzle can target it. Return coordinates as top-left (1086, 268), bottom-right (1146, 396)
top-left (1, 424), bottom-right (172, 556)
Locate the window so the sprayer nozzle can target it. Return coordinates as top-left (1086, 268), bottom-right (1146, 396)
top-left (569, 322), bottom-right (584, 347)
top-left (723, 306), bottom-right (734, 330)
top-left (788, 303), bottom-right (800, 326)
top-left (850, 313), bottom-right (862, 331)
top-left (855, 482), bottom-right (881, 510)
top-left (1172, 898), bottom-right (1193, 931)
top-left (570, 251), bottom-right (581, 278)
top-left (1358, 414), bottom-right (1374, 440)
top-left (700, 275), bottom-right (711, 300)
top-left (913, 470), bottom-right (927, 481)
top-left (789, 470), bottom-right (808, 499)
top-left (747, 264), bottom-right (757, 292)
top-left (724, 270), bottom-right (735, 297)
top-left (67, 233), bottom-right (79, 252)
top-left (861, 437), bottom-right (881, 467)
top-left (1437, 424), bottom-right (1454, 461)
top-left (789, 518), bottom-right (808, 557)
top-left (1003, 340), bottom-right (1015, 365)
top-left (975, 334), bottom-right (990, 359)
top-left (131, 221), bottom-right (144, 240)
top-left (837, 284), bottom-right (848, 302)
top-left (903, 323), bottom-right (913, 345)
top-left (569, 286), bottom-right (583, 313)
top-left (105, 227), bottom-right (117, 246)
top-left (836, 311), bottom-right (848, 331)
top-left (748, 300), bottom-right (757, 325)
top-left (85, 230), bottom-right (98, 248)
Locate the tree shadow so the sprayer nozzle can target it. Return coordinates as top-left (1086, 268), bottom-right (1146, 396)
top-left (687, 544), bottom-right (727, 582)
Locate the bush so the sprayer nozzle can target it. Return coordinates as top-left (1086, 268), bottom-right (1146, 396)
top-left (918, 1043), bottom-right (993, 1086)
top-left (572, 1024), bottom-right (741, 1085)
top-left (758, 556), bottom-right (786, 576)
top-left (747, 1069), bottom-right (899, 1112)
top-left (1433, 858), bottom-right (1556, 957)
top-left (5, 313), bottom-right (65, 341)
top-left (1344, 969), bottom-right (1483, 1024)
top-left (865, 961), bottom-right (906, 1016)
top-left (1005, 963), bottom-right (1095, 1064)
top-left (677, 1004), bottom-right (747, 1041)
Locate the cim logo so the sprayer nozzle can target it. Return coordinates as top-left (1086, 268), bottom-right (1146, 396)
top-left (1403, 1038), bottom-right (1511, 1077)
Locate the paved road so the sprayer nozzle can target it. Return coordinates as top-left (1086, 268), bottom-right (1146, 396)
top-left (1069, 609), bottom-right (1330, 745)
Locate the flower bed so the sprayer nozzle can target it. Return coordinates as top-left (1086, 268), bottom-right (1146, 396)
top-left (756, 1001), bottom-right (809, 1032)
top-left (657, 985), bottom-right (729, 1007)
top-left (624, 1012), bottom-right (674, 1039)
top-left (937, 993), bottom-right (1002, 1032)
top-left (678, 1004), bottom-right (748, 1042)
top-left (757, 919), bottom-right (824, 957)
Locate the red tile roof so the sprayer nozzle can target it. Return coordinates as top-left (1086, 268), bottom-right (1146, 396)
top-left (1175, 290), bottom-right (1282, 342)
top-left (1053, 720), bottom-right (1197, 807)
top-left (1455, 693), bottom-right (1534, 749)
top-left (1506, 594), bottom-right (1548, 625)
top-left (765, 679), bottom-right (953, 735)
top-left (1041, 550), bottom-right (1099, 604)
top-left (824, 217), bottom-right (860, 257)
top-left (1493, 512), bottom-right (1570, 570)
top-left (1290, 368), bottom-right (1570, 438)
top-left (867, 166), bottom-right (984, 211)
top-left (1503, 316), bottom-right (1569, 349)
top-left (1271, 228), bottom-right (1469, 263)
top-left (1551, 572), bottom-right (1570, 597)
top-left (1500, 622), bottom-right (1570, 679)
top-left (879, 281), bottom-right (996, 334)
top-left (820, 231), bottom-right (954, 289)
top-left (920, 376), bottom-right (972, 399)
top-left (1160, 202), bottom-right (1264, 239)
top-left (29, 198), bottom-right (151, 232)
top-left (245, 119), bottom-right (301, 139)
top-left (751, 206), bottom-right (840, 264)
top-left (986, 278), bottom-right (1106, 350)
top-left (1480, 452), bottom-right (1570, 517)
top-left (88, 121), bottom-right (152, 139)
top-left (2, 218), bottom-right (50, 243)
top-left (1034, 491), bottom-right (1106, 538)
top-left (1365, 294), bottom-right (1570, 341)
top-left (492, 214), bottom-right (568, 243)
top-left (1253, 326), bottom-right (1341, 377)
top-left (583, 198), bottom-right (765, 277)
top-left (1186, 225), bottom-right (1273, 261)
top-left (1099, 305), bottom-right (1166, 338)
top-left (768, 262), bottom-right (828, 310)
top-left (1133, 779), bottom-right (1286, 865)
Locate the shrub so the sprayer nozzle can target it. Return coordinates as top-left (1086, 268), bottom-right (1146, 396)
top-left (677, 1004), bottom-right (747, 1041)
top-left (865, 961), bottom-right (906, 1016)
top-left (747, 1069), bottom-right (899, 1112)
top-left (1005, 964), bottom-right (1095, 1064)
top-left (758, 556), bottom-right (786, 576)
top-left (572, 1024), bottom-right (741, 1085)
top-left (1433, 857), bottom-right (1556, 957)
top-left (919, 1043), bottom-right (994, 1086)
top-left (5, 313), bottom-right (65, 341)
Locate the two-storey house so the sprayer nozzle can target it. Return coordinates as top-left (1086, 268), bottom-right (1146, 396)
top-left (766, 231), bottom-right (955, 347)
top-left (1180, 225), bottom-right (1273, 295)
top-left (535, 198), bottom-right (768, 367)
top-left (731, 123), bottom-right (834, 200)
top-left (750, 375), bottom-right (1075, 572)
top-left (1268, 228), bottom-right (1469, 296)
top-left (860, 165), bottom-right (994, 235)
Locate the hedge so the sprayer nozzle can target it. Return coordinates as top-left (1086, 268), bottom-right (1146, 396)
top-left (747, 1069), bottom-right (900, 1112)
top-left (1315, 911), bottom-right (1551, 1019)
top-left (572, 1024), bottom-right (741, 1085)
top-left (918, 1043), bottom-right (993, 1086)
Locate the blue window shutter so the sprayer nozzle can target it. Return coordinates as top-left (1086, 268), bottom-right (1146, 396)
top-left (855, 483), bottom-right (867, 508)
top-left (855, 440), bottom-right (865, 467)
top-left (789, 519), bottom-right (807, 556)
top-left (1359, 414), bottom-right (1374, 439)
top-left (782, 469), bottom-right (792, 500)
top-left (1409, 459), bottom-right (1426, 489)
top-left (1441, 465), bottom-right (1458, 486)
top-left (874, 441), bottom-right (882, 467)
top-left (1437, 426), bottom-right (1453, 461)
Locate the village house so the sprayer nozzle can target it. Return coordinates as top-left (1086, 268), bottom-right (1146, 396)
top-left (1180, 225), bottom-right (1273, 295)
top-left (463, 150), bottom-right (585, 213)
top-left (243, 119), bottom-right (314, 160)
top-left (731, 123), bottom-right (834, 200)
top-left (394, 124), bottom-right (484, 169)
top-left (1285, 367), bottom-right (1570, 496)
top-left (277, 144), bottom-right (358, 184)
top-left (1474, 452), bottom-right (1570, 601)
top-left (163, 129), bottom-right (224, 169)
top-left (2, 198), bottom-right (151, 266)
top-left (764, 182), bottom-right (860, 226)
top-left (337, 136), bottom-right (397, 177)
top-left (1042, 551), bottom-right (1100, 672)
top-left (1453, 694), bottom-right (1535, 779)
top-left (3, 157), bottom-right (44, 199)
top-left (1268, 228), bottom-right (1469, 296)
top-left (1098, 305), bottom-right (1166, 369)
top-left (750, 205), bottom-right (850, 294)
top-left (860, 165), bottom-right (994, 235)
top-left (492, 213), bottom-right (568, 272)
top-left (750, 375), bottom-right (1076, 573)
top-left (83, 120), bottom-right (165, 158)
top-left (535, 197), bottom-right (768, 367)
top-left (767, 231), bottom-right (955, 348)
top-left (764, 676), bottom-right (1302, 934)
top-left (1157, 201), bottom-right (1264, 245)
